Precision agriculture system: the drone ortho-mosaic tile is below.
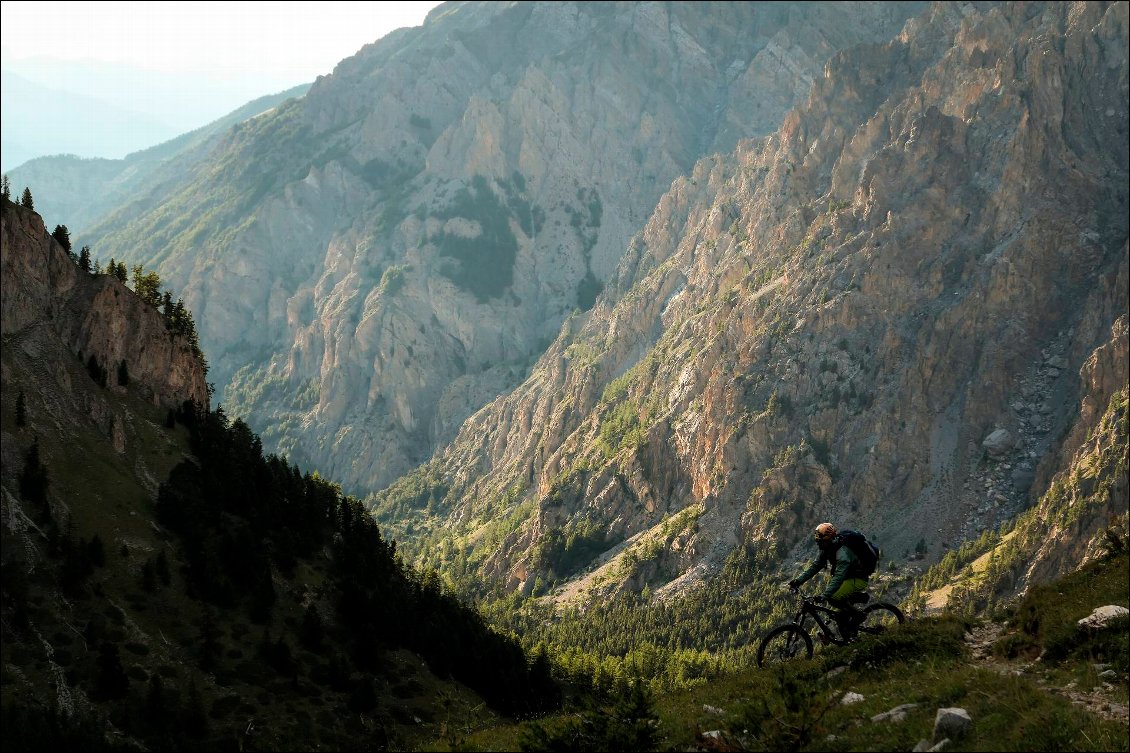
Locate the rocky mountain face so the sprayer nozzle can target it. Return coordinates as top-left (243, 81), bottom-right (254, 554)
top-left (75, 1), bottom-right (922, 492)
top-left (372, 1), bottom-right (1129, 603)
top-left (1, 202), bottom-right (210, 419)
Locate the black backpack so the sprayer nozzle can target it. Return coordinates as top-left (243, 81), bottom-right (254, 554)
top-left (835, 529), bottom-right (881, 576)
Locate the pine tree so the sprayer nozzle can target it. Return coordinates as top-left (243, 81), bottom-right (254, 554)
top-left (1, 174), bottom-right (10, 201)
top-left (19, 187), bottom-right (34, 210)
top-left (78, 246), bottom-right (92, 273)
top-left (300, 603), bottom-right (323, 650)
top-left (18, 439), bottom-right (49, 509)
top-left (87, 535), bottom-right (106, 567)
top-left (51, 225), bottom-right (72, 254)
top-left (93, 642), bottom-right (129, 700)
top-left (198, 607), bottom-right (220, 671)
top-left (141, 559), bottom-right (158, 592)
top-left (155, 549), bottom-right (171, 586)
top-left (182, 681), bottom-right (209, 738)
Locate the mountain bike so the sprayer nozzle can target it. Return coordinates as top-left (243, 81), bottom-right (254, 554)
top-left (756, 591), bottom-right (905, 668)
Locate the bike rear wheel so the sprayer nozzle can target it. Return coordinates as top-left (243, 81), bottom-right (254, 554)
top-left (856, 602), bottom-right (905, 637)
top-left (757, 624), bottom-right (814, 668)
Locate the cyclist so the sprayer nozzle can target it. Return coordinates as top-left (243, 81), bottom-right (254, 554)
top-left (787, 523), bottom-right (869, 637)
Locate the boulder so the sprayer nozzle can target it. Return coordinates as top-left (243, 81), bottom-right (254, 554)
top-left (933, 707), bottom-right (972, 741)
top-left (982, 428), bottom-right (1014, 457)
top-left (870, 702), bottom-right (918, 723)
top-left (1077, 605), bottom-right (1130, 629)
top-left (840, 691), bottom-right (865, 705)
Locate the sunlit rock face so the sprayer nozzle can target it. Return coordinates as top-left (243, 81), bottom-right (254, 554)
top-left (77, 1), bottom-right (921, 493)
top-left (369, 1), bottom-right (1127, 602)
top-left (2, 203), bottom-right (209, 413)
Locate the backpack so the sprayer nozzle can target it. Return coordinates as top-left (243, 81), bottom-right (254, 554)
top-left (835, 529), bottom-right (881, 576)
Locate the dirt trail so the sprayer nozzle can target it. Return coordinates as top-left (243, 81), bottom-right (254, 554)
top-left (963, 621), bottom-right (1129, 724)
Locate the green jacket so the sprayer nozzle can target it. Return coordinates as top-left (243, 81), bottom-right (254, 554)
top-left (794, 543), bottom-right (865, 599)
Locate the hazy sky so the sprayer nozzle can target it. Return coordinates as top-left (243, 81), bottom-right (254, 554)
top-left (1, 1), bottom-right (442, 84)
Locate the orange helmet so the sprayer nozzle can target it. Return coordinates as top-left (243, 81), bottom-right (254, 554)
top-left (814, 523), bottom-right (838, 542)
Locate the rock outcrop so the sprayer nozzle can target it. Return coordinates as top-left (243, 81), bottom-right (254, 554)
top-left (1, 201), bottom-right (209, 413)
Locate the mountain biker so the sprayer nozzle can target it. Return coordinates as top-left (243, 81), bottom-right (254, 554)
top-left (787, 523), bottom-right (869, 637)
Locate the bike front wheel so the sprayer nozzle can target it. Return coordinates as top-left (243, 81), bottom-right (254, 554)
top-left (856, 602), bottom-right (905, 637)
top-left (757, 624), bottom-right (814, 668)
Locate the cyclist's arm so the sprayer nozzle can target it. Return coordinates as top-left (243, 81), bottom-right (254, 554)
top-left (793, 555), bottom-right (825, 586)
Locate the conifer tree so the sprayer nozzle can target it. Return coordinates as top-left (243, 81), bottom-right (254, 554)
top-left (300, 603), bottom-right (323, 650)
top-left (87, 535), bottom-right (106, 567)
top-left (18, 439), bottom-right (49, 509)
top-left (93, 642), bottom-right (129, 700)
top-left (1, 174), bottom-right (10, 201)
top-left (182, 681), bottom-right (209, 738)
top-left (78, 245), bottom-right (92, 273)
top-left (51, 225), bottom-right (72, 254)
top-left (19, 187), bottom-right (34, 210)
top-left (155, 549), bottom-right (171, 586)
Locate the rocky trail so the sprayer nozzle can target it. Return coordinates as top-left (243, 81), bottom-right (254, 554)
top-left (962, 620), bottom-right (1129, 725)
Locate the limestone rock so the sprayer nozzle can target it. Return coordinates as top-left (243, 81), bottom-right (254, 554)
top-left (871, 703), bottom-right (918, 723)
top-left (982, 429), bottom-right (1014, 457)
top-left (1078, 605), bottom-right (1130, 630)
top-left (377, 1), bottom-right (1129, 607)
top-left (68, 2), bottom-right (922, 494)
top-left (933, 708), bottom-right (972, 742)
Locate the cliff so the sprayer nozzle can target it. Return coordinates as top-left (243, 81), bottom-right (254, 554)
top-left (1, 200), bottom-right (210, 435)
top-left (75, 1), bottom-right (923, 492)
top-left (372, 1), bottom-right (1129, 603)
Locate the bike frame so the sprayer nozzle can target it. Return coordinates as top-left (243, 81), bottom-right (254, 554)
top-left (793, 599), bottom-right (849, 644)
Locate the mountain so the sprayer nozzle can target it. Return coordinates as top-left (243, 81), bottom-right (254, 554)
top-left (371, 0), bottom-right (1128, 611)
top-left (4, 83), bottom-right (310, 235)
top-left (0, 198), bottom-right (558, 749)
top-left (0, 69), bottom-right (180, 172)
top-left (74, 0), bottom-right (924, 493)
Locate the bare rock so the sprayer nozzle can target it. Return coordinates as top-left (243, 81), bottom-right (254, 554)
top-left (982, 428), bottom-right (1014, 457)
top-left (1078, 605), bottom-right (1130, 630)
top-left (933, 708), bottom-right (972, 742)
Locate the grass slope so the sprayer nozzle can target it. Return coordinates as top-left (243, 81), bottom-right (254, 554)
top-left (438, 553), bottom-right (1129, 752)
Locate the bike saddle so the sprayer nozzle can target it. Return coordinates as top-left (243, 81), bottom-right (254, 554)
top-left (847, 592), bottom-right (870, 604)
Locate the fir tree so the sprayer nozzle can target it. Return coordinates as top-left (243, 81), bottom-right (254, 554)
top-left (1, 174), bottom-right (10, 202)
top-left (93, 642), bottom-right (129, 700)
top-left (18, 439), bottom-right (49, 509)
top-left (300, 603), bottom-right (324, 650)
top-left (19, 187), bottom-right (33, 210)
top-left (87, 535), bottom-right (106, 568)
top-left (182, 681), bottom-right (209, 738)
top-left (51, 225), bottom-right (72, 254)
top-left (155, 549), bottom-right (172, 586)
top-left (78, 245), bottom-right (92, 273)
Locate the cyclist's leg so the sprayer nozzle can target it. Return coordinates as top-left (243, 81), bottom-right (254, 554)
top-left (828, 578), bottom-right (868, 633)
